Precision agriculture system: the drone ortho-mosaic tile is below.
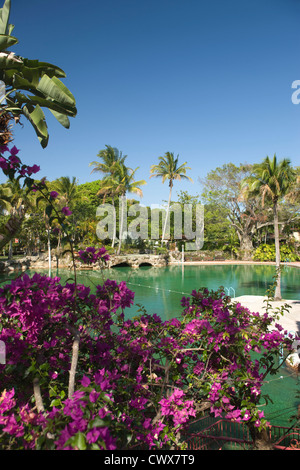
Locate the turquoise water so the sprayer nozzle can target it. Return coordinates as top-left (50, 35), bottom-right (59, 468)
top-left (1, 263), bottom-right (300, 427)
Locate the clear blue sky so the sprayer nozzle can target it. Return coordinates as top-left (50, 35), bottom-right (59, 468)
top-left (2, 0), bottom-right (300, 206)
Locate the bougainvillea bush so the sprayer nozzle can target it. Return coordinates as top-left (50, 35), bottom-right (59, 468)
top-left (0, 267), bottom-right (295, 450)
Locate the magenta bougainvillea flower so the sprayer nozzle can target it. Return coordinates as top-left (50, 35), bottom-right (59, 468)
top-left (61, 206), bottom-right (72, 216)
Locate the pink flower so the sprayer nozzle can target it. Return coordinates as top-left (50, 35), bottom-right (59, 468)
top-left (61, 206), bottom-right (72, 216)
top-left (10, 146), bottom-right (19, 156)
top-left (50, 191), bottom-right (59, 200)
top-left (27, 164), bottom-right (40, 175)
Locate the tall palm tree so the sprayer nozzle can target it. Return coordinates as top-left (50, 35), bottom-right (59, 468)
top-left (52, 176), bottom-right (80, 210)
top-left (101, 162), bottom-right (146, 254)
top-left (242, 155), bottom-right (296, 300)
top-left (150, 152), bottom-right (193, 246)
top-left (89, 145), bottom-right (128, 177)
top-left (116, 164), bottom-right (146, 255)
top-left (89, 146), bottom-right (134, 249)
top-left (96, 176), bottom-right (121, 248)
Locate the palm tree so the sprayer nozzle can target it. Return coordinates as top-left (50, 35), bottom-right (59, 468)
top-left (89, 145), bottom-right (128, 178)
top-left (100, 162), bottom-right (146, 254)
top-left (96, 176), bottom-right (121, 248)
top-left (114, 163), bottom-right (146, 255)
top-left (89, 146), bottom-right (134, 249)
top-left (52, 176), bottom-right (80, 210)
top-left (150, 152), bottom-right (193, 246)
top-left (242, 155), bottom-right (296, 300)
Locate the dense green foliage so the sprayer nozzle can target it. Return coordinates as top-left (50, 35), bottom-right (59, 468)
top-left (253, 243), bottom-right (300, 262)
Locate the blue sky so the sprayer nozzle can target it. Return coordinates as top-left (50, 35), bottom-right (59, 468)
top-left (2, 0), bottom-right (300, 206)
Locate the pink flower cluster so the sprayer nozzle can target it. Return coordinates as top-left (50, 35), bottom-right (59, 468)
top-left (159, 389), bottom-right (196, 427)
top-left (78, 246), bottom-right (110, 265)
top-left (0, 145), bottom-right (40, 177)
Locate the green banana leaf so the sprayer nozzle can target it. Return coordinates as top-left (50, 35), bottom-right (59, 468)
top-left (22, 103), bottom-right (49, 148)
top-left (0, 33), bottom-right (17, 51)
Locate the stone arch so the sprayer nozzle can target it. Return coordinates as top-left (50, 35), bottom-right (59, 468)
top-left (111, 262), bottom-right (131, 268)
top-left (138, 262), bottom-right (153, 267)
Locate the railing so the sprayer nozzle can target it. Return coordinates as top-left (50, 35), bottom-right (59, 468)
top-left (224, 286), bottom-right (236, 298)
top-left (182, 415), bottom-right (300, 450)
top-left (128, 415), bottom-right (300, 450)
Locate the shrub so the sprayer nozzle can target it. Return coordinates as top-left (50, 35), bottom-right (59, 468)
top-left (0, 272), bottom-right (295, 450)
top-left (253, 243), bottom-right (299, 262)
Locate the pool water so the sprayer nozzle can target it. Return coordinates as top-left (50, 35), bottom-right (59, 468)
top-left (64, 263), bottom-right (300, 320)
top-left (1, 263), bottom-right (300, 427)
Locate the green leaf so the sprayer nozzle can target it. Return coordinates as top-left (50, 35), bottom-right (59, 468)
top-left (22, 58), bottom-right (66, 79)
top-left (70, 432), bottom-right (87, 450)
top-left (22, 103), bottom-right (49, 148)
top-left (49, 398), bottom-right (61, 407)
top-left (24, 94), bottom-right (76, 116)
top-left (45, 205), bottom-right (53, 218)
top-left (37, 74), bottom-right (76, 109)
top-left (0, 0), bottom-right (11, 35)
top-left (49, 109), bottom-right (70, 128)
top-left (88, 417), bottom-right (108, 429)
top-left (0, 33), bottom-right (18, 51)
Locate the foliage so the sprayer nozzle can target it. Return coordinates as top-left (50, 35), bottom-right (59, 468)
top-left (150, 152), bottom-right (192, 247)
top-left (0, 0), bottom-right (77, 147)
top-left (253, 243), bottom-right (299, 262)
top-left (0, 270), bottom-right (295, 450)
top-left (201, 163), bottom-right (273, 256)
top-left (242, 155), bottom-right (297, 299)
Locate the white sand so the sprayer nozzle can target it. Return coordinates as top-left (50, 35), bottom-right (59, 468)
top-left (234, 295), bottom-right (300, 335)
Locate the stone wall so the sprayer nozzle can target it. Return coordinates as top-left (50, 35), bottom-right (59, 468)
top-left (0, 253), bottom-right (169, 273)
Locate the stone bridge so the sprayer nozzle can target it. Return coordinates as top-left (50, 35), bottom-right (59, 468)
top-left (107, 254), bottom-right (168, 269)
top-left (0, 253), bottom-right (170, 273)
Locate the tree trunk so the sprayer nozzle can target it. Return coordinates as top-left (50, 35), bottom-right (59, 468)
top-left (117, 195), bottom-right (126, 255)
top-left (111, 197), bottom-right (116, 248)
top-left (47, 227), bottom-right (51, 277)
top-left (238, 233), bottom-right (253, 260)
top-left (249, 423), bottom-right (273, 450)
top-left (273, 200), bottom-right (281, 301)
top-left (161, 183), bottom-right (173, 246)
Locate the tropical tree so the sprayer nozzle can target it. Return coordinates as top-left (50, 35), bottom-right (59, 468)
top-left (0, 0), bottom-right (77, 252)
top-left (52, 176), bottom-right (80, 210)
top-left (3, 178), bottom-right (32, 257)
top-left (0, 182), bottom-right (10, 212)
top-left (242, 155), bottom-right (296, 300)
top-left (200, 163), bottom-right (274, 259)
top-left (89, 145), bottom-right (128, 178)
top-left (89, 146), bottom-right (140, 250)
top-left (150, 152), bottom-right (192, 246)
top-left (0, 0), bottom-right (77, 147)
top-left (110, 163), bottom-right (146, 255)
top-left (90, 146), bottom-right (125, 248)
